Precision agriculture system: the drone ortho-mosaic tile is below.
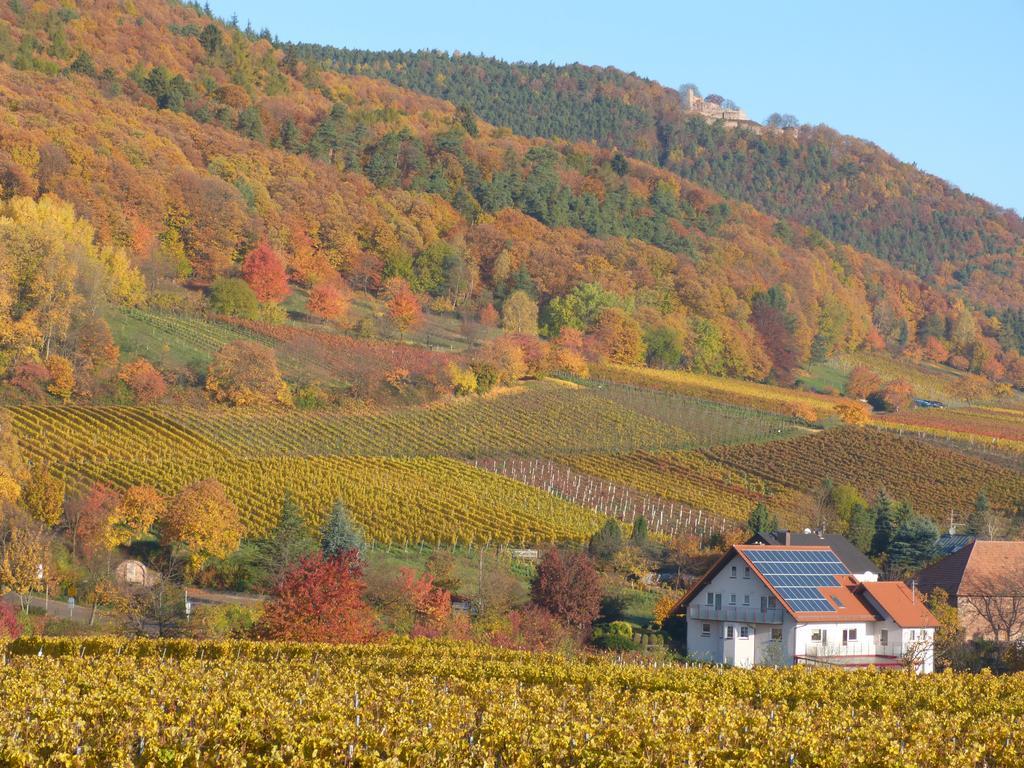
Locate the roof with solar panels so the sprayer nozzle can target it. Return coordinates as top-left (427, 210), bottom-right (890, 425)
top-left (678, 544), bottom-right (882, 621)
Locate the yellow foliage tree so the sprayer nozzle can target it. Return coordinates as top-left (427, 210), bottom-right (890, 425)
top-left (161, 479), bottom-right (243, 566)
top-left (22, 460), bottom-right (65, 527)
top-left (205, 341), bottom-right (291, 406)
top-left (45, 355), bottom-right (75, 402)
top-left (0, 524), bottom-right (47, 612)
top-left (111, 485), bottom-right (166, 547)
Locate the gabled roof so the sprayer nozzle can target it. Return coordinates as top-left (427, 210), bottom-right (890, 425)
top-left (935, 533), bottom-right (974, 557)
top-left (917, 541), bottom-right (1024, 598)
top-left (860, 581), bottom-right (939, 628)
top-left (751, 531), bottom-right (877, 575)
top-left (679, 545), bottom-right (878, 622)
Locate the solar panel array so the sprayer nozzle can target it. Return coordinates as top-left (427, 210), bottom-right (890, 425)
top-left (743, 549), bottom-right (850, 613)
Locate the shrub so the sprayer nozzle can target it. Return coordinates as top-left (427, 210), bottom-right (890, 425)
top-left (205, 341), bottom-right (291, 406)
top-left (118, 359), bottom-right (167, 404)
top-left (210, 278), bottom-right (261, 320)
top-left (0, 601), bottom-right (22, 639)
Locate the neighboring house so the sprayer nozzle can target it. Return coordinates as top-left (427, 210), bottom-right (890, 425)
top-left (677, 544), bottom-right (938, 672)
top-left (916, 540), bottom-right (1024, 642)
top-left (934, 533), bottom-right (974, 557)
top-left (749, 530), bottom-right (879, 581)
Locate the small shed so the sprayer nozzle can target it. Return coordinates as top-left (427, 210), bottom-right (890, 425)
top-left (114, 559), bottom-right (160, 587)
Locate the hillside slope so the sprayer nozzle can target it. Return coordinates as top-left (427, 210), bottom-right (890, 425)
top-left (0, 0), bottom-right (1020, 398)
top-left (304, 48), bottom-right (1024, 310)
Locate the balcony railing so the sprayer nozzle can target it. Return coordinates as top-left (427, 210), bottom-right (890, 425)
top-left (801, 641), bottom-right (904, 659)
top-left (687, 604), bottom-right (785, 624)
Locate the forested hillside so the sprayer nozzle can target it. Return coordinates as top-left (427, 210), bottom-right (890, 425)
top-left (304, 48), bottom-right (1024, 308)
top-left (2, 0), bottom-right (1023, 400)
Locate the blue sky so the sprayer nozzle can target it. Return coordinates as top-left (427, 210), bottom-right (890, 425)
top-left (207, 0), bottom-right (1024, 214)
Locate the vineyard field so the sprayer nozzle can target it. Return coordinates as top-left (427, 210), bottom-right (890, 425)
top-left (594, 364), bottom-right (846, 421)
top-left (558, 452), bottom-right (815, 527)
top-left (707, 427), bottom-right (1024, 521)
top-left (1, 636), bottom-right (1021, 767)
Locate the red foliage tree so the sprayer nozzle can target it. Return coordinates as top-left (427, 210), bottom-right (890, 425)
top-left (259, 551), bottom-right (377, 643)
top-left (0, 601), bottom-right (21, 639)
top-left (489, 605), bottom-right (576, 651)
top-left (530, 549), bottom-right (602, 630)
top-left (241, 242), bottom-right (290, 303)
top-left (65, 482), bottom-right (122, 558)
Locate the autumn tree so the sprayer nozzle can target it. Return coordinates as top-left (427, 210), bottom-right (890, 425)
top-left (118, 359), bottom-right (167, 404)
top-left (868, 379), bottom-right (913, 412)
top-left (384, 277), bottom-right (423, 336)
top-left (258, 551), bottom-right (377, 643)
top-left (590, 307), bottom-right (645, 365)
top-left (588, 519), bottom-right (624, 561)
top-left (0, 523), bottom-right (48, 612)
top-left (242, 242), bottom-right (290, 303)
top-left (0, 411), bottom-right (26, 510)
top-left (162, 479), bottom-right (243, 568)
top-left (112, 485), bottom-right (165, 546)
top-left (205, 341), bottom-right (291, 406)
top-left (845, 365), bottom-right (882, 399)
top-left (307, 281), bottom-right (350, 325)
top-left (22, 460), bottom-right (65, 527)
top-left (478, 303), bottom-right (499, 327)
top-left (501, 290), bottom-right (539, 335)
top-left (45, 355), bottom-right (75, 402)
top-left (530, 549), bottom-right (602, 630)
top-left (64, 482), bottom-right (121, 558)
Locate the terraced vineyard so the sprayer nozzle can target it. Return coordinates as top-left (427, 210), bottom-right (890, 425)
top-left (707, 426), bottom-right (1024, 520)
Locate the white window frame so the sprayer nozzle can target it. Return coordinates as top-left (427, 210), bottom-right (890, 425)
top-left (706, 592), bottom-right (715, 606)
top-left (729, 594), bottom-right (737, 606)
top-left (730, 565), bottom-right (737, 579)
top-left (879, 629), bottom-right (889, 647)
top-left (701, 623), bottom-right (711, 637)
top-left (743, 594), bottom-right (750, 606)
top-left (739, 626), bottom-right (750, 639)
top-left (726, 625), bottom-right (735, 639)
top-left (770, 627), bottom-right (783, 641)
top-left (743, 566), bottom-right (751, 579)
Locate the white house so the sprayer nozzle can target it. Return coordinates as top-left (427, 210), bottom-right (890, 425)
top-left (677, 544), bottom-right (939, 672)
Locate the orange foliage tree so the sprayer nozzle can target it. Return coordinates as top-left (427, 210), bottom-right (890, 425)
top-left (118, 359), bottom-right (167, 404)
top-left (384, 277), bottom-right (423, 336)
top-left (307, 281), bottom-right (350, 325)
top-left (241, 242), bottom-right (290, 303)
top-left (205, 341), bottom-right (291, 406)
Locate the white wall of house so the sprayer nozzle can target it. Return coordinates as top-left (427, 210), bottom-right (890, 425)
top-left (686, 552), bottom-right (786, 667)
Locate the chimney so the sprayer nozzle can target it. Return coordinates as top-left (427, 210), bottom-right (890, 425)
top-left (784, 531), bottom-right (791, 545)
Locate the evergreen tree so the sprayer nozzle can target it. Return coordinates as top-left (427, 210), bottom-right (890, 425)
top-left (847, 502), bottom-right (877, 554)
top-left (966, 492), bottom-right (991, 538)
top-left (888, 515), bottom-right (938, 574)
top-left (630, 516), bottom-right (648, 546)
top-left (588, 519), bottom-right (623, 561)
top-left (870, 493), bottom-right (910, 556)
top-left (320, 499), bottom-right (365, 559)
top-left (747, 502), bottom-right (777, 535)
top-left (262, 491), bottom-right (316, 577)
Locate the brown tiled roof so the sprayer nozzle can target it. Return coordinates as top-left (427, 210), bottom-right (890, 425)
top-left (860, 581), bottom-right (939, 628)
top-left (916, 541), bottom-right (1024, 598)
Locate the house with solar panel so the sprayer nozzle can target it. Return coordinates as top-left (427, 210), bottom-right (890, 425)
top-left (677, 544), bottom-right (939, 672)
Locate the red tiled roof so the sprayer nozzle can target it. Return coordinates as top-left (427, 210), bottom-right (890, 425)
top-left (917, 541), bottom-right (1024, 598)
top-left (860, 581), bottom-right (939, 628)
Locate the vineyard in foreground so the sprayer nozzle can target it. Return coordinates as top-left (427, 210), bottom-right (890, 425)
top-left (1, 637), bottom-right (1021, 767)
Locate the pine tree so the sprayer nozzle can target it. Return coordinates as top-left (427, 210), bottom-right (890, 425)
top-left (262, 491), bottom-right (316, 578)
top-left (320, 499), bottom-right (365, 559)
top-left (870, 492), bottom-right (910, 556)
top-left (966, 492), bottom-right (991, 538)
top-left (630, 516), bottom-right (648, 546)
top-left (847, 502), bottom-right (877, 554)
top-left (588, 519), bottom-right (623, 561)
top-left (888, 515), bottom-right (938, 574)
top-left (747, 503), bottom-right (777, 535)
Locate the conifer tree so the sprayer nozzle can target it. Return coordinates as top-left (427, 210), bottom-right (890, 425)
top-left (320, 499), bottom-right (365, 559)
top-left (966, 492), bottom-right (991, 538)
